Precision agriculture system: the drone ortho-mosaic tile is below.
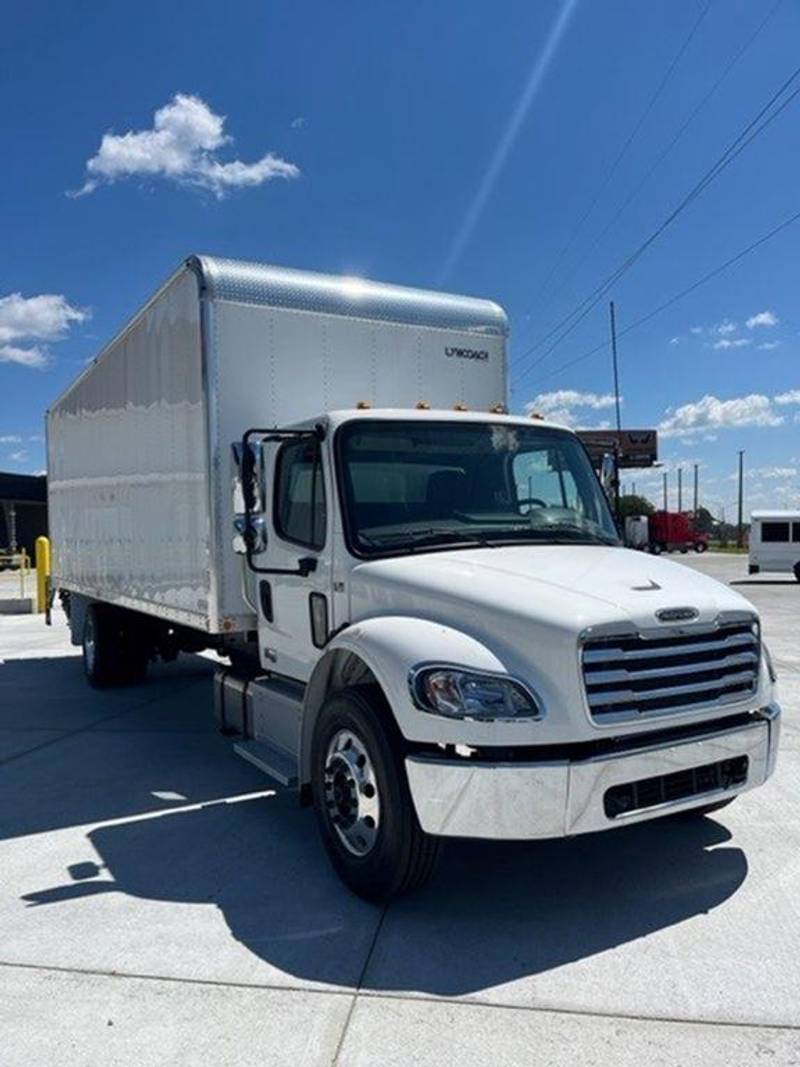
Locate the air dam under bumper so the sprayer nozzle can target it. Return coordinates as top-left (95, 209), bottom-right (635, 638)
top-left (405, 707), bottom-right (780, 839)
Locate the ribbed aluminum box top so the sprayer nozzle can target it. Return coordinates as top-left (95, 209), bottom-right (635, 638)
top-left (189, 255), bottom-right (508, 337)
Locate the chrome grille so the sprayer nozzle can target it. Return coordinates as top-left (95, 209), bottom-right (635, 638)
top-left (582, 620), bottom-right (760, 724)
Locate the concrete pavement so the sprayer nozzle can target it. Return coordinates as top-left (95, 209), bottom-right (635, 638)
top-left (1, 553), bottom-right (798, 1065)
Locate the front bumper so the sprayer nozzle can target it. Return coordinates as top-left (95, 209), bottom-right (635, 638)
top-left (405, 705), bottom-right (781, 839)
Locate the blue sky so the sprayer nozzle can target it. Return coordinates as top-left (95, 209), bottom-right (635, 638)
top-left (2, 0), bottom-right (798, 517)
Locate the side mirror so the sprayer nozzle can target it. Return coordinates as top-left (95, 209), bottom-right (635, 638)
top-left (232, 440), bottom-right (268, 556)
top-left (600, 452), bottom-right (617, 497)
top-left (232, 441), bottom-right (265, 515)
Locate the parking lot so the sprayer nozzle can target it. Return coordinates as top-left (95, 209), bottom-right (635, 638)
top-left (1, 552), bottom-right (798, 1065)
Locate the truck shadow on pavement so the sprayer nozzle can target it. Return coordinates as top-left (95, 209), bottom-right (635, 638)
top-left (7, 657), bottom-right (749, 997)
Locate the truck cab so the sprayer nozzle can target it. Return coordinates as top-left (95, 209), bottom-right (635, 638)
top-left (229, 406), bottom-right (780, 899)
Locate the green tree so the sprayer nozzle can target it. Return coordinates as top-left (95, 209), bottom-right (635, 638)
top-left (692, 506), bottom-right (715, 534)
top-left (617, 494), bottom-right (655, 520)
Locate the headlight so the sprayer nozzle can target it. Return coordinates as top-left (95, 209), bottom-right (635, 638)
top-left (763, 644), bottom-right (777, 684)
top-left (410, 666), bottom-right (542, 721)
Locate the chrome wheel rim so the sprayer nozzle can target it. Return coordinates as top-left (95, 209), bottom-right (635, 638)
top-left (323, 729), bottom-right (381, 856)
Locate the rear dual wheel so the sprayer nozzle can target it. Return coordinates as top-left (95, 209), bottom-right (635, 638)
top-left (311, 688), bottom-right (439, 901)
top-left (83, 603), bottom-right (149, 688)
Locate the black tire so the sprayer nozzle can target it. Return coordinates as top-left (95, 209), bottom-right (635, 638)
top-left (794, 562), bottom-right (800, 583)
top-left (694, 541), bottom-right (707, 554)
top-left (650, 543), bottom-right (662, 555)
top-left (83, 603), bottom-right (149, 688)
top-left (311, 688), bottom-right (440, 901)
top-left (680, 545), bottom-right (688, 554)
top-left (671, 796), bottom-right (735, 819)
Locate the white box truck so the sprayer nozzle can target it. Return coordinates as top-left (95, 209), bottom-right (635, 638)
top-left (48, 255), bottom-right (781, 899)
top-left (749, 510), bottom-right (800, 581)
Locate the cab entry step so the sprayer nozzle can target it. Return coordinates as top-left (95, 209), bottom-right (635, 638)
top-left (233, 739), bottom-right (298, 788)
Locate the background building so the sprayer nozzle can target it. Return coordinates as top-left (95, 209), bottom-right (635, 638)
top-left (0, 472), bottom-right (47, 559)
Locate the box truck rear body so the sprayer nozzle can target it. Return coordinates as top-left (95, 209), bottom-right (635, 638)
top-left (47, 256), bottom-right (507, 633)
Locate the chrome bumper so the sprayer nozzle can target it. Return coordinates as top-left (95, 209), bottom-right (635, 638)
top-left (405, 706), bottom-right (781, 840)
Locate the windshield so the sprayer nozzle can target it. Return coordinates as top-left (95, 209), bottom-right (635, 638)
top-left (336, 419), bottom-right (620, 556)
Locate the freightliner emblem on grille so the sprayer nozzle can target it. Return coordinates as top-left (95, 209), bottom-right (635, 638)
top-left (655, 606), bottom-right (699, 623)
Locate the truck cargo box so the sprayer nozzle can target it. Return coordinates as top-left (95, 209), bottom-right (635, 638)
top-left (47, 256), bottom-right (508, 634)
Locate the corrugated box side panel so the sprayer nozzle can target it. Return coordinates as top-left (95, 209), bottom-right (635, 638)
top-left (209, 300), bottom-right (506, 624)
top-left (48, 268), bottom-right (215, 630)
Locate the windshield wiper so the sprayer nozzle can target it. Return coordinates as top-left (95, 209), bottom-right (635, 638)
top-left (520, 525), bottom-right (619, 546)
top-left (367, 528), bottom-right (497, 551)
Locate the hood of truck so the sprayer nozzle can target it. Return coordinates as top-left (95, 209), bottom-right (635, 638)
top-left (348, 545), bottom-right (763, 745)
top-left (350, 545), bottom-right (752, 631)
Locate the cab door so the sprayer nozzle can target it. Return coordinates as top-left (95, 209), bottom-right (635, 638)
top-left (255, 436), bottom-right (333, 681)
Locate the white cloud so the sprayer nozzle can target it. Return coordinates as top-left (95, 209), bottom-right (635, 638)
top-left (290, 116), bottom-right (306, 129)
top-left (659, 393), bottom-right (784, 438)
top-left (0, 435), bottom-right (22, 443)
top-left (690, 326), bottom-right (703, 335)
top-left (746, 310), bottom-right (778, 329)
top-left (774, 390), bottom-right (800, 405)
top-left (0, 293), bottom-right (87, 344)
top-left (712, 337), bottom-right (750, 350)
top-left (8, 450), bottom-right (28, 462)
top-left (715, 320), bottom-right (737, 336)
top-left (528, 390), bottom-right (617, 413)
top-left (71, 93), bottom-right (300, 199)
top-left (755, 466), bottom-right (798, 479)
top-left (0, 292), bottom-right (87, 368)
top-left (525, 390), bottom-right (619, 429)
top-left (757, 341), bottom-right (780, 350)
top-left (669, 336), bottom-right (680, 345)
top-left (0, 344), bottom-right (47, 368)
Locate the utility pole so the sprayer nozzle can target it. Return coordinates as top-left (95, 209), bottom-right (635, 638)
top-left (737, 450), bottom-right (745, 548)
top-left (677, 467), bottom-right (683, 512)
top-left (632, 481), bottom-right (636, 496)
top-left (609, 301), bottom-right (622, 434)
top-left (662, 471), bottom-right (668, 510)
top-left (693, 463), bottom-right (699, 515)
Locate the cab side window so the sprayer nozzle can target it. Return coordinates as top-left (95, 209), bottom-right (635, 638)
top-left (274, 440), bottom-right (326, 550)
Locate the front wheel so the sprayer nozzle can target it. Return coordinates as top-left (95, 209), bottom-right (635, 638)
top-left (311, 688), bottom-right (439, 901)
top-left (694, 541), bottom-right (707, 553)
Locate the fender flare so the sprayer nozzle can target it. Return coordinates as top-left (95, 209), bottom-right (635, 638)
top-left (299, 615), bottom-right (507, 785)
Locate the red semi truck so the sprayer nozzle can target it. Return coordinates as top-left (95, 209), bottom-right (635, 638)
top-left (647, 511), bottom-right (708, 554)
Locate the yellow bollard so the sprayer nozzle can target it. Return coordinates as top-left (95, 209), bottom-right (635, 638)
top-left (35, 536), bottom-right (51, 615)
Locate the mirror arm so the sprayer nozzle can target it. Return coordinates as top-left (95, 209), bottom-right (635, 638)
top-left (239, 424), bottom-right (325, 576)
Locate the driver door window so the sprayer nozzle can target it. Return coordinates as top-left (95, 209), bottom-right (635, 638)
top-left (274, 440), bottom-right (326, 550)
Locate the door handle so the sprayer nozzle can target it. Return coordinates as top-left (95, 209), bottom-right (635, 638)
top-left (253, 556), bottom-right (317, 578)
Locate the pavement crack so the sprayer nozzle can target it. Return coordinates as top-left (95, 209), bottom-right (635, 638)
top-left (331, 903), bottom-right (390, 1065)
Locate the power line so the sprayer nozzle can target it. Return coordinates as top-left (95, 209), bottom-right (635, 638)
top-left (530, 2), bottom-right (711, 311)
top-left (542, 0), bottom-right (783, 317)
top-left (511, 60), bottom-right (800, 383)
top-left (522, 204), bottom-right (800, 390)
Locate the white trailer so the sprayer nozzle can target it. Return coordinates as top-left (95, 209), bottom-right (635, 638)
top-left (48, 256), bottom-right (781, 899)
top-left (749, 510), bottom-right (800, 580)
